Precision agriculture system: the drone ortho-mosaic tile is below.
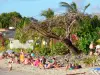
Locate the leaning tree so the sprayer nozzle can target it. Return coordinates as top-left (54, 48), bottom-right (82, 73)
top-left (25, 2), bottom-right (91, 54)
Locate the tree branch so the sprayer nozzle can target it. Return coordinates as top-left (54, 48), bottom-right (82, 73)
top-left (25, 21), bottom-right (60, 40)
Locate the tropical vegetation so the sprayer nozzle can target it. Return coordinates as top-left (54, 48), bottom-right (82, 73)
top-left (0, 1), bottom-right (100, 55)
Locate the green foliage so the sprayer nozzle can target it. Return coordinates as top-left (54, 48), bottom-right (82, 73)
top-left (60, 2), bottom-right (77, 13)
top-left (41, 8), bottom-right (54, 18)
top-left (83, 57), bottom-right (93, 65)
top-left (91, 15), bottom-right (100, 29)
top-left (40, 47), bottom-right (51, 56)
top-left (83, 3), bottom-right (90, 13)
top-left (18, 17), bottom-right (31, 28)
top-left (12, 48), bottom-right (21, 53)
top-left (25, 48), bottom-right (33, 53)
top-left (52, 27), bottom-right (65, 37)
top-left (19, 33), bottom-right (28, 44)
top-left (0, 13), bottom-right (10, 28)
top-left (76, 32), bottom-right (99, 54)
top-left (76, 16), bottom-right (100, 54)
top-left (83, 56), bottom-right (97, 66)
top-left (0, 12), bottom-right (22, 28)
top-left (53, 42), bottom-right (69, 55)
top-left (8, 11), bottom-right (22, 18)
top-left (15, 29), bottom-right (27, 44)
top-left (0, 2), bottom-right (100, 55)
top-left (60, 1), bottom-right (90, 13)
top-left (4, 39), bottom-right (10, 49)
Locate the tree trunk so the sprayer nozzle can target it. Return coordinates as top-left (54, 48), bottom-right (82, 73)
top-left (62, 38), bottom-right (81, 54)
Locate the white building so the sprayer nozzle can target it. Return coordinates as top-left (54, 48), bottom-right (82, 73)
top-left (9, 39), bottom-right (33, 49)
top-left (0, 27), bottom-right (34, 49)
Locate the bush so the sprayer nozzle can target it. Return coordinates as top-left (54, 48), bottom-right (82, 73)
top-left (11, 48), bottom-right (21, 53)
top-left (53, 42), bottom-right (69, 55)
top-left (83, 56), bottom-right (97, 66)
top-left (40, 47), bottom-right (51, 56)
top-left (4, 39), bottom-right (10, 49)
top-left (76, 32), bottom-right (99, 54)
top-left (0, 46), bottom-right (6, 52)
top-left (25, 48), bottom-right (33, 53)
top-left (83, 57), bottom-right (93, 66)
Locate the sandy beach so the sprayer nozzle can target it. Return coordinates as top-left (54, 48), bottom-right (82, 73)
top-left (0, 59), bottom-right (100, 75)
top-left (0, 59), bottom-right (67, 75)
top-left (0, 69), bottom-right (34, 75)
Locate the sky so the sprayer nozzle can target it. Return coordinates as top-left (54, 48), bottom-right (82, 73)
top-left (0, 0), bottom-right (100, 20)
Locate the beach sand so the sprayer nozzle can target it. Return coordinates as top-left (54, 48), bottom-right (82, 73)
top-left (0, 59), bottom-right (99, 75)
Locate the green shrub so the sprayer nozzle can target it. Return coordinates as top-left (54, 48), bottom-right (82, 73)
top-left (53, 42), bottom-right (69, 55)
top-left (12, 48), bottom-right (21, 53)
top-left (25, 48), bottom-right (33, 53)
top-left (76, 31), bottom-right (99, 54)
top-left (83, 56), bottom-right (98, 67)
top-left (83, 57), bottom-right (93, 66)
top-left (40, 47), bottom-right (51, 56)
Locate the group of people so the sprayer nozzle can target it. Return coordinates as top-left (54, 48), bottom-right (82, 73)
top-left (0, 49), bottom-right (61, 71)
top-left (0, 49), bottom-right (83, 71)
top-left (89, 41), bottom-right (100, 56)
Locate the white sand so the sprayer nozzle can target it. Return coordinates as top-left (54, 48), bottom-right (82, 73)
top-left (0, 59), bottom-right (99, 75)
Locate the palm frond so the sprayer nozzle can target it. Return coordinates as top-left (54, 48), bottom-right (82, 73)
top-left (83, 3), bottom-right (90, 13)
top-left (60, 2), bottom-right (73, 12)
top-left (41, 10), bottom-right (47, 17)
top-left (41, 8), bottom-right (54, 18)
top-left (71, 2), bottom-right (78, 12)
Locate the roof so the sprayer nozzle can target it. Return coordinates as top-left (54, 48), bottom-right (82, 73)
top-left (0, 28), bottom-right (15, 38)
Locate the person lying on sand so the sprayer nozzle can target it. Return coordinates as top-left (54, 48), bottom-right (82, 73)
top-left (66, 63), bottom-right (82, 70)
top-left (45, 57), bottom-right (59, 69)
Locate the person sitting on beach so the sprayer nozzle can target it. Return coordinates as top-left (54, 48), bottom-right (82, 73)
top-left (40, 56), bottom-right (46, 65)
top-left (24, 56), bottom-right (29, 65)
top-left (51, 57), bottom-right (58, 68)
top-left (89, 41), bottom-right (95, 55)
top-left (31, 51), bottom-right (35, 58)
top-left (15, 55), bottom-right (20, 64)
top-left (11, 52), bottom-right (15, 58)
top-left (20, 51), bottom-right (25, 63)
top-left (45, 60), bottom-right (52, 69)
top-left (74, 64), bottom-right (82, 69)
top-left (89, 50), bottom-right (93, 56)
top-left (66, 63), bottom-right (82, 70)
top-left (66, 63), bottom-right (75, 70)
top-left (95, 47), bottom-right (100, 55)
top-left (45, 58), bottom-right (58, 69)
top-left (34, 58), bottom-right (40, 67)
top-left (3, 52), bottom-right (8, 59)
top-left (39, 56), bottom-right (46, 69)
